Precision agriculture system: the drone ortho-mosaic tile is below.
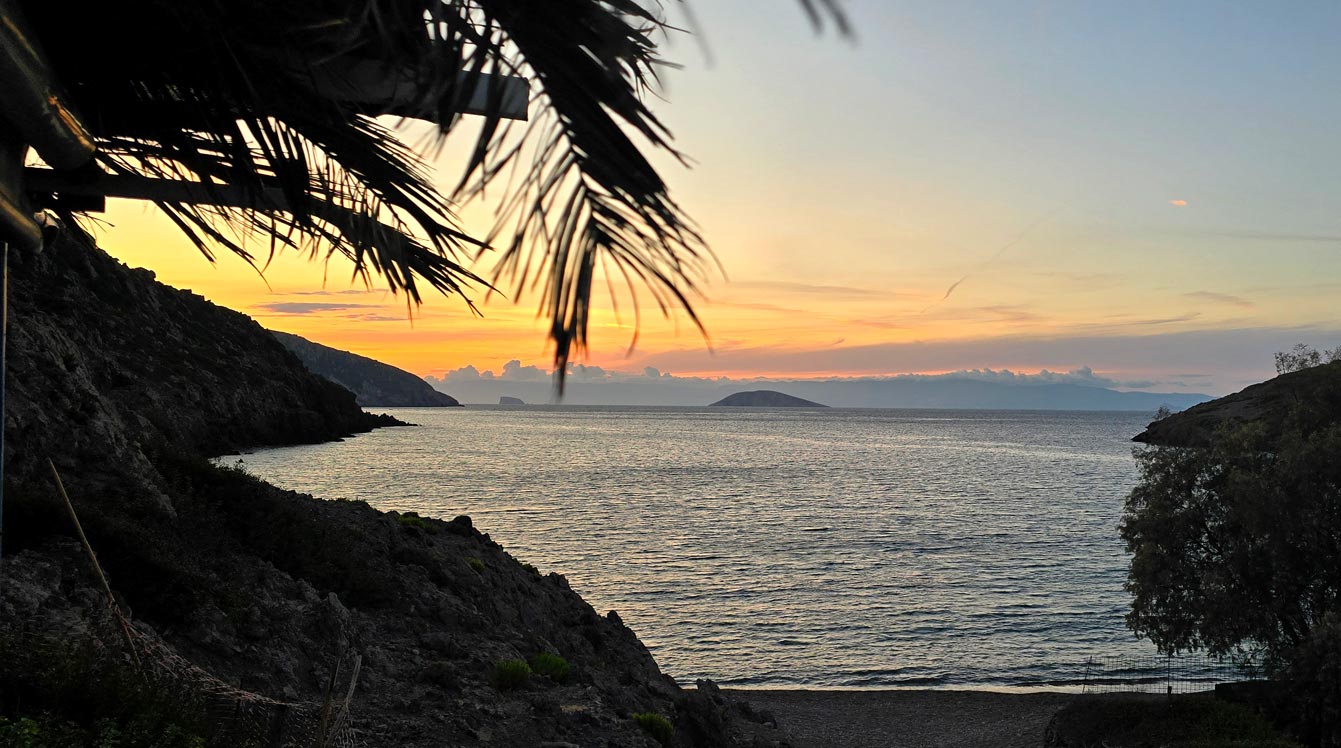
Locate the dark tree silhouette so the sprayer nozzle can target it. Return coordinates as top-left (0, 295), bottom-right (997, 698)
top-left (1122, 384), bottom-right (1341, 743)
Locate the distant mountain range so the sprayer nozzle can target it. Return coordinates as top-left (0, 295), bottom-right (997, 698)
top-left (428, 374), bottom-right (1211, 412)
top-left (272, 331), bottom-right (461, 407)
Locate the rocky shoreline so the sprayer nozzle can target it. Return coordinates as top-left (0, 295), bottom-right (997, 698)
top-left (0, 228), bottom-right (785, 747)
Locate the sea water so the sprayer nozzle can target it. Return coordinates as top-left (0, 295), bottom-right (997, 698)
top-left (231, 406), bottom-right (1162, 689)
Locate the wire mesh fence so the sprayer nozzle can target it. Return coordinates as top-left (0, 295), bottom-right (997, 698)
top-left (1080, 653), bottom-right (1264, 695)
top-left (1, 607), bottom-right (363, 748)
top-left (93, 612), bottom-right (366, 748)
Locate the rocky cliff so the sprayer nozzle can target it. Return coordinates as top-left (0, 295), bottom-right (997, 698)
top-left (272, 330), bottom-right (462, 408)
top-left (0, 228), bottom-right (782, 747)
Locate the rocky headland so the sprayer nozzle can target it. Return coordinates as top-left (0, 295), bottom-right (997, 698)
top-left (0, 228), bottom-right (784, 747)
top-left (272, 330), bottom-right (462, 408)
top-left (1133, 361), bottom-right (1341, 447)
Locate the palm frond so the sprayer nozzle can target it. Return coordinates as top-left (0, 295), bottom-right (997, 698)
top-left (22, 0), bottom-right (847, 383)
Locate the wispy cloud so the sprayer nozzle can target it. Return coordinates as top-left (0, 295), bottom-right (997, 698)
top-left (346, 313), bottom-right (406, 323)
top-left (931, 205), bottom-right (1066, 306)
top-left (974, 305), bottom-right (1043, 323)
top-left (254, 302), bottom-right (378, 315)
top-left (1033, 271), bottom-right (1125, 289)
top-left (281, 289), bottom-right (380, 297)
top-left (728, 280), bottom-right (892, 299)
top-left (1096, 312), bottom-right (1201, 327)
top-left (1148, 227), bottom-right (1341, 244)
top-left (713, 300), bottom-right (813, 315)
top-left (938, 276), bottom-right (966, 302)
top-left (1183, 291), bottom-right (1254, 309)
top-left (1169, 199), bottom-right (1188, 207)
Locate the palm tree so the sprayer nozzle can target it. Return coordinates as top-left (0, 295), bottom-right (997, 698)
top-left (9, 0), bottom-right (846, 378)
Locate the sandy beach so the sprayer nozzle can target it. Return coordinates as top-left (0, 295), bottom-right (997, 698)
top-left (727, 689), bottom-right (1074, 748)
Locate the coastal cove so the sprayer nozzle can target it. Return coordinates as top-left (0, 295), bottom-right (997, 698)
top-left (231, 405), bottom-right (1164, 690)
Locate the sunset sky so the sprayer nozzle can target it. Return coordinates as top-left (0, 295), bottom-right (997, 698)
top-left (96, 1), bottom-right (1341, 395)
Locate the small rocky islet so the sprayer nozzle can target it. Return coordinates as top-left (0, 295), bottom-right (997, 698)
top-left (709, 390), bottom-right (827, 408)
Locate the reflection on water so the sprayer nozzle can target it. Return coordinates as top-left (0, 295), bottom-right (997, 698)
top-left (231, 406), bottom-right (1159, 688)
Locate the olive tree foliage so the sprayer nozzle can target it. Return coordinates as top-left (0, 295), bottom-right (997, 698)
top-left (1121, 359), bottom-right (1341, 743)
top-left (1276, 343), bottom-right (1341, 375)
top-left (1121, 416), bottom-right (1341, 663)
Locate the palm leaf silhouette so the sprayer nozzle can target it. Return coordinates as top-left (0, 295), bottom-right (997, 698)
top-left (20, 0), bottom-right (845, 382)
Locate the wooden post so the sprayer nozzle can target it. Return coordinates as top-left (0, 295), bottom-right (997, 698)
top-left (0, 241), bottom-right (6, 562)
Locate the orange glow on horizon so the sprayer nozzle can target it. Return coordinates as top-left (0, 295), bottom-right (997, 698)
top-left (93, 194), bottom-right (1324, 392)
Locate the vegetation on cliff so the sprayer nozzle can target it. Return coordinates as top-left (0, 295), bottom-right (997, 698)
top-left (0, 229), bottom-right (785, 746)
top-left (1133, 360), bottom-right (1341, 448)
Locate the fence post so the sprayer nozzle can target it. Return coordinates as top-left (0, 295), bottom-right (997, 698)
top-left (0, 240), bottom-right (7, 564)
top-left (1166, 654), bottom-right (1173, 698)
top-left (266, 703), bottom-right (288, 748)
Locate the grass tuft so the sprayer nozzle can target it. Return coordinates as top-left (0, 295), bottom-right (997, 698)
top-left (633, 712), bottom-right (674, 745)
top-left (492, 659), bottom-right (531, 690)
top-left (396, 512), bottom-right (429, 530)
top-left (528, 653), bottom-right (570, 684)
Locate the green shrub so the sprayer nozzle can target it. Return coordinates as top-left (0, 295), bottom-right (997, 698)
top-left (396, 512), bottom-right (429, 530)
top-left (1048, 695), bottom-right (1301, 748)
top-left (467, 557), bottom-right (486, 574)
top-left (0, 714), bottom-right (209, 748)
top-left (521, 562), bottom-right (540, 576)
top-left (528, 653), bottom-right (570, 684)
top-left (492, 660), bottom-right (531, 690)
top-left (0, 637), bottom-right (213, 748)
top-left (632, 712), bottom-right (674, 745)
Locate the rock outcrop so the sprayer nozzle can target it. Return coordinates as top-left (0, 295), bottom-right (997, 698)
top-left (710, 390), bottom-right (826, 408)
top-left (1133, 361), bottom-right (1341, 447)
top-left (499, 396), bottom-right (525, 406)
top-left (271, 330), bottom-right (462, 408)
top-left (0, 228), bottom-right (783, 747)
top-left (3, 229), bottom-right (399, 501)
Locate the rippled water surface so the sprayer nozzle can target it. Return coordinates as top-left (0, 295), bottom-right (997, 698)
top-left (234, 406), bottom-right (1160, 688)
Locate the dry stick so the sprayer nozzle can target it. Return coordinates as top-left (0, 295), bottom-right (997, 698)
top-left (47, 458), bottom-right (142, 668)
top-left (315, 652), bottom-right (345, 747)
top-left (316, 653), bottom-right (362, 748)
top-left (327, 654), bottom-right (362, 741)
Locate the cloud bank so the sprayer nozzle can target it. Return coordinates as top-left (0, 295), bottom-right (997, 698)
top-left (425, 361), bottom-right (1207, 410)
top-left (434, 361), bottom-right (1144, 389)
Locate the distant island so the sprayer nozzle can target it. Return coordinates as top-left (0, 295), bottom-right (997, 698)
top-left (272, 330), bottom-right (462, 407)
top-left (499, 396), bottom-right (525, 405)
top-left (710, 390), bottom-right (827, 408)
